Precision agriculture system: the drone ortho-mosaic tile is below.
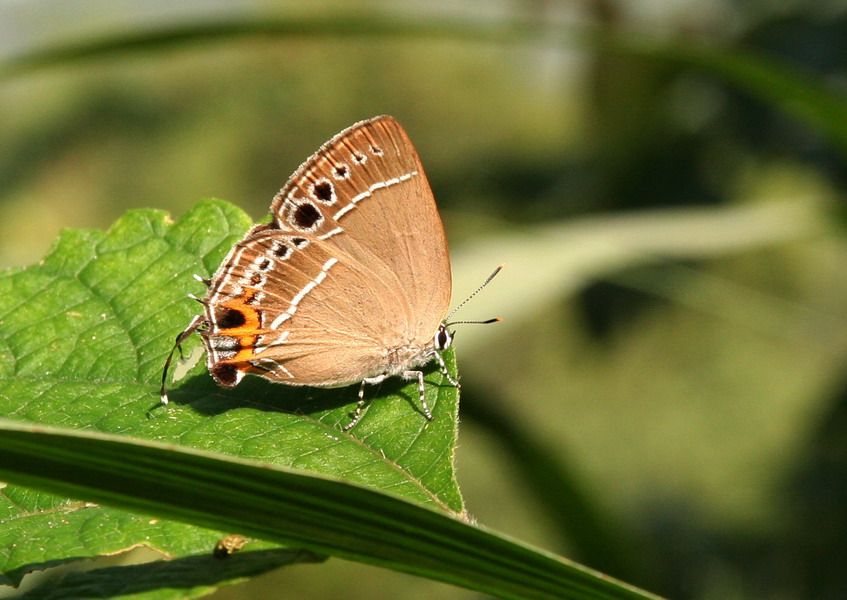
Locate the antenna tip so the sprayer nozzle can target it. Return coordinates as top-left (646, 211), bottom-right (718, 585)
top-left (484, 265), bottom-right (504, 284)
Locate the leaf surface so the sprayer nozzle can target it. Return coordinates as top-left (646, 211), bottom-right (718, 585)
top-left (0, 200), bottom-right (462, 587)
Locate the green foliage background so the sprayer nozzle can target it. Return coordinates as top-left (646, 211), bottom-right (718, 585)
top-left (1, 2), bottom-right (847, 598)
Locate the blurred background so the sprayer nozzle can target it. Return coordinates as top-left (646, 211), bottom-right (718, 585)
top-left (2, 1), bottom-right (846, 598)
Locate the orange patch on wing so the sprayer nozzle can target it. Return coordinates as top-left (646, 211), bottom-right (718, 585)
top-left (216, 289), bottom-right (264, 364)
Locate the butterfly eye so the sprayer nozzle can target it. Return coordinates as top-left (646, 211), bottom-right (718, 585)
top-left (435, 325), bottom-right (452, 350)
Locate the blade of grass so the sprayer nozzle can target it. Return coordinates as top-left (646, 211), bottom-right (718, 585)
top-left (0, 420), bottom-right (660, 600)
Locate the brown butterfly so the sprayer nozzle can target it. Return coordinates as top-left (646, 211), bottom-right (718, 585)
top-left (162, 116), bottom-right (498, 429)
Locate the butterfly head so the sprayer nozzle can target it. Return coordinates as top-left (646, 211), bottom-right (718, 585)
top-left (434, 323), bottom-right (454, 352)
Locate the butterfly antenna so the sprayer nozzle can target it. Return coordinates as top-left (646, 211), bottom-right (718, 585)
top-left (447, 317), bottom-right (502, 326)
top-left (159, 315), bottom-right (203, 406)
top-left (445, 265), bottom-right (503, 322)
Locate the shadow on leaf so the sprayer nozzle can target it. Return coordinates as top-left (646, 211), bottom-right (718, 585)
top-left (160, 361), bottom-right (445, 422)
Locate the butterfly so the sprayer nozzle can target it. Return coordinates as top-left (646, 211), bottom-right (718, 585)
top-left (161, 116), bottom-right (498, 429)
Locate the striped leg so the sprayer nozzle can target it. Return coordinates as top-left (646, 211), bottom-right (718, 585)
top-left (343, 374), bottom-right (388, 431)
top-left (403, 370), bottom-right (432, 421)
top-left (431, 351), bottom-right (460, 389)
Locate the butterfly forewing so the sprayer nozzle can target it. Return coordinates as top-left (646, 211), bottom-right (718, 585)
top-left (199, 116), bottom-right (452, 388)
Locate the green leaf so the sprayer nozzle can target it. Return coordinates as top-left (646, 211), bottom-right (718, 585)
top-left (0, 421), bottom-right (659, 599)
top-left (0, 200), bottom-right (462, 589)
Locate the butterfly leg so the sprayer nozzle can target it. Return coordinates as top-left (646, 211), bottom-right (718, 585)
top-left (343, 374), bottom-right (388, 431)
top-left (431, 351), bottom-right (460, 390)
top-left (402, 370), bottom-right (433, 422)
top-left (160, 314), bottom-right (205, 406)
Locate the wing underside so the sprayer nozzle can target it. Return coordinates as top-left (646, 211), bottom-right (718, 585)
top-left (199, 116), bottom-right (451, 387)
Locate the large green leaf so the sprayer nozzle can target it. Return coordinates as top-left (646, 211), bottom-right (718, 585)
top-left (0, 200), bottom-right (462, 590)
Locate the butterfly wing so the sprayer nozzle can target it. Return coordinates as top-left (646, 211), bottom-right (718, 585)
top-left (200, 116), bottom-right (451, 387)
